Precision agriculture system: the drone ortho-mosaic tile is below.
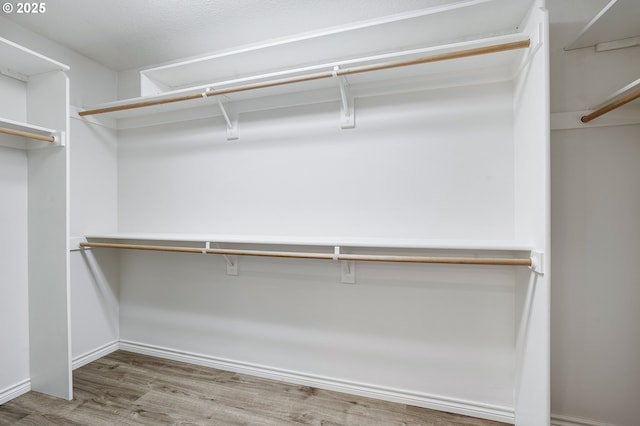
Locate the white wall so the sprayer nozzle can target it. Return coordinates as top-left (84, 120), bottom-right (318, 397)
top-left (114, 81), bottom-right (523, 419)
top-left (0, 146), bottom-right (29, 398)
top-left (551, 125), bottom-right (640, 426)
top-left (118, 84), bottom-right (515, 240)
top-left (69, 117), bottom-right (120, 359)
top-left (549, 3), bottom-right (640, 424)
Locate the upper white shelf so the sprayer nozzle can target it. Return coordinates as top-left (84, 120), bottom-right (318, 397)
top-left (139, 0), bottom-right (532, 95)
top-left (0, 36), bottom-right (69, 78)
top-left (80, 33), bottom-right (532, 124)
top-left (81, 232), bottom-right (534, 252)
top-left (79, 0), bottom-right (539, 125)
top-left (565, 0), bottom-right (640, 50)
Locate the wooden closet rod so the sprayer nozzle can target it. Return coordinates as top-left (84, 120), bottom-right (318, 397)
top-left (0, 127), bottom-right (55, 142)
top-left (79, 242), bottom-right (532, 267)
top-left (581, 87), bottom-right (640, 123)
top-left (79, 39), bottom-right (530, 117)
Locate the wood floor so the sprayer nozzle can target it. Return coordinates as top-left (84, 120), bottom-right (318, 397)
top-left (0, 351), bottom-right (509, 426)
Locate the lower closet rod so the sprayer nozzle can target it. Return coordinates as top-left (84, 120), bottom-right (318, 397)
top-left (581, 87), bottom-right (640, 123)
top-left (79, 242), bottom-right (532, 267)
top-left (0, 127), bottom-right (55, 142)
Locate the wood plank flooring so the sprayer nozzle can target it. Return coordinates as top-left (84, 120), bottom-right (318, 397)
top-left (0, 351), bottom-right (510, 425)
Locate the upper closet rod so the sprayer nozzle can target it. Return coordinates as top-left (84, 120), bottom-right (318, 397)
top-left (79, 39), bottom-right (530, 117)
top-left (0, 127), bottom-right (55, 142)
top-left (79, 241), bottom-right (532, 267)
top-left (581, 86), bottom-right (640, 123)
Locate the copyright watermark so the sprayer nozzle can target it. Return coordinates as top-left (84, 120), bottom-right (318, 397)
top-left (2, 2), bottom-right (47, 13)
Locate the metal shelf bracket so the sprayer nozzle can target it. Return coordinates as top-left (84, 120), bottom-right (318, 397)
top-left (333, 67), bottom-right (355, 129)
top-left (205, 89), bottom-right (239, 140)
top-left (334, 246), bottom-right (356, 283)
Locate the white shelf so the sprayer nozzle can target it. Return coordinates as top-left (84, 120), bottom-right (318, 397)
top-left (592, 77), bottom-right (640, 110)
top-left (0, 117), bottom-right (57, 135)
top-left (0, 36), bottom-right (69, 79)
top-left (80, 32), bottom-right (531, 129)
top-left (139, 0), bottom-right (531, 94)
top-left (81, 232), bottom-right (534, 252)
top-left (565, 0), bottom-right (640, 50)
top-left (0, 117), bottom-right (61, 150)
top-left (78, 0), bottom-right (538, 127)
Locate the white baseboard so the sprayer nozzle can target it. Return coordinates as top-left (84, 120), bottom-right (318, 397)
top-left (119, 339), bottom-right (514, 424)
top-left (551, 414), bottom-right (620, 426)
top-left (72, 340), bottom-right (120, 370)
top-left (0, 379), bottom-right (30, 405)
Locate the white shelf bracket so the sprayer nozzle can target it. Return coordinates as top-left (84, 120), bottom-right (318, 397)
top-left (333, 66), bottom-right (355, 129)
top-left (529, 250), bottom-right (544, 275)
top-left (53, 130), bottom-right (65, 147)
top-left (517, 23), bottom-right (543, 76)
top-left (341, 260), bottom-right (356, 284)
top-left (334, 246), bottom-right (356, 283)
top-left (211, 242), bottom-right (238, 275)
top-left (205, 88), bottom-right (239, 140)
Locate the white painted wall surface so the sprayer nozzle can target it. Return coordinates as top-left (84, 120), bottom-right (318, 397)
top-left (120, 250), bottom-right (517, 410)
top-left (118, 83), bottom-right (515, 240)
top-left (0, 75), bottom-right (26, 122)
top-left (549, 2), bottom-right (640, 424)
top-left (116, 81), bottom-right (521, 417)
top-left (69, 117), bottom-right (120, 358)
top-left (0, 146), bottom-right (29, 396)
top-left (551, 125), bottom-right (640, 426)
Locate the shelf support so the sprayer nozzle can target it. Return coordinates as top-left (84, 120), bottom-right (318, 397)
top-left (334, 246), bottom-right (356, 283)
top-left (206, 89), bottom-right (239, 140)
top-left (333, 66), bottom-right (355, 129)
top-left (209, 242), bottom-right (238, 275)
top-left (53, 131), bottom-right (65, 147)
top-left (516, 22), bottom-right (543, 77)
top-left (529, 250), bottom-right (544, 275)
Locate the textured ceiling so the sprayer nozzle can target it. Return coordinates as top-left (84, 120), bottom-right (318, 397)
top-left (4, 0), bottom-right (468, 71)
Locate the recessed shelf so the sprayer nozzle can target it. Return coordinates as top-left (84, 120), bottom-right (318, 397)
top-left (0, 36), bottom-right (69, 79)
top-left (565, 0), bottom-right (640, 50)
top-left (139, 0), bottom-right (531, 95)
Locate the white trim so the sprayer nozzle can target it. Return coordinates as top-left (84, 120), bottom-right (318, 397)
top-left (0, 379), bottom-right (30, 405)
top-left (551, 413), bottom-right (621, 426)
top-left (72, 340), bottom-right (120, 370)
top-left (119, 340), bottom-right (515, 424)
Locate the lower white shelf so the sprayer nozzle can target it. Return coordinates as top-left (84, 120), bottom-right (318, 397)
top-left (0, 117), bottom-right (63, 149)
top-left (78, 232), bottom-right (534, 251)
top-left (74, 232), bottom-right (543, 280)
